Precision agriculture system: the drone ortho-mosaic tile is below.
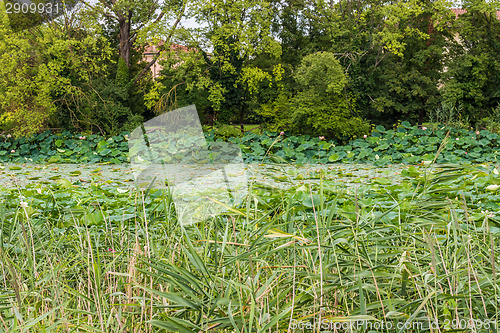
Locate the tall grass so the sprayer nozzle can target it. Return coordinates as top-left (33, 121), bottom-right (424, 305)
top-left (1, 164), bottom-right (500, 332)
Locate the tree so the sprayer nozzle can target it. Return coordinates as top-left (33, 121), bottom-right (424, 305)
top-left (0, 7), bottom-right (114, 137)
top-left (443, 0), bottom-right (500, 124)
top-left (260, 0), bottom-right (455, 128)
top-left (77, 0), bottom-right (188, 85)
top-left (355, 0), bottom-right (454, 126)
top-left (185, 0), bottom-right (282, 123)
top-left (259, 52), bottom-right (369, 140)
top-left (144, 46), bottom-right (212, 122)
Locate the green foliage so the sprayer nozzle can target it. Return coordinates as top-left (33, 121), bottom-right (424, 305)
top-left (57, 77), bottom-right (142, 136)
top-left (0, 165), bottom-right (171, 330)
top-left (343, 0), bottom-right (452, 126)
top-left (207, 124), bottom-right (244, 141)
top-left (0, 131), bottom-right (129, 164)
top-left (0, 13), bottom-right (112, 137)
top-left (294, 52), bottom-right (347, 95)
top-left (147, 47), bottom-right (212, 121)
top-left (116, 57), bottom-right (130, 87)
top-left (259, 52), bottom-right (370, 141)
top-left (2, 160), bottom-right (500, 330)
top-left (477, 104), bottom-right (500, 133)
top-left (428, 101), bottom-right (460, 126)
top-left (290, 90), bottom-right (368, 141)
top-left (0, 9), bottom-right (147, 137)
top-left (269, 0), bottom-right (455, 128)
top-left (428, 101), bottom-right (472, 130)
top-left (138, 164), bottom-right (500, 329)
top-left (442, 0), bottom-right (500, 124)
top-left (256, 91), bottom-right (291, 132)
top-left (4, 124), bottom-right (500, 167)
top-left (49, 21), bottom-right (150, 136)
top-left (233, 123), bottom-right (500, 165)
top-left (188, 0), bottom-right (282, 123)
top-left (2, 0), bottom-right (500, 141)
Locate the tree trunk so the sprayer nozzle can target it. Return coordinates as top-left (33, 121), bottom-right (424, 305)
top-left (239, 103), bottom-right (245, 125)
top-left (118, 11), bottom-right (132, 68)
top-left (418, 101), bottom-right (425, 126)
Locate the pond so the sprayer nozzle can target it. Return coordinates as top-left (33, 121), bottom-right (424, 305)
top-left (0, 162), bottom-right (412, 191)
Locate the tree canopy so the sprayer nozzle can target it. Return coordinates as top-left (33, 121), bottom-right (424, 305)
top-left (0, 0), bottom-right (499, 138)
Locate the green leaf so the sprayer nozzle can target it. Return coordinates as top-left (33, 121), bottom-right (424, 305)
top-left (372, 177), bottom-right (391, 185)
top-left (56, 178), bottom-right (72, 189)
top-left (48, 155), bottom-right (62, 163)
top-left (328, 154), bottom-right (340, 162)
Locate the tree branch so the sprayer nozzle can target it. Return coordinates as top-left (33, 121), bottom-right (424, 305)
top-left (131, 10), bottom-right (165, 44)
top-left (79, 0), bottom-right (118, 20)
top-left (131, 3), bottom-right (187, 84)
top-left (132, 1), bottom-right (163, 37)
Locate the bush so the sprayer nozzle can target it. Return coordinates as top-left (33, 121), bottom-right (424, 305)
top-left (258, 52), bottom-right (370, 141)
top-left (211, 124), bottom-right (243, 141)
top-left (476, 104), bottom-right (500, 134)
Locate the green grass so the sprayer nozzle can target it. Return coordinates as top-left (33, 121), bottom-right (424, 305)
top-left (1, 161), bottom-right (500, 332)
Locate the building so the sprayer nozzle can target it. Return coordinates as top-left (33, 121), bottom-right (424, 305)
top-left (142, 42), bottom-right (193, 79)
top-left (451, 7), bottom-right (500, 20)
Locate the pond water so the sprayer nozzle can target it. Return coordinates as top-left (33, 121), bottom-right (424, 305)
top-left (0, 162), bottom-right (411, 192)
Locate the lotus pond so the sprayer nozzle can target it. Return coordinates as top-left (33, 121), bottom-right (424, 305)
top-left (1, 160), bottom-right (500, 332)
top-left (3, 122), bottom-right (500, 167)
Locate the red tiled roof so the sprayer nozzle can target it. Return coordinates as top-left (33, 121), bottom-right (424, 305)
top-left (143, 42), bottom-right (192, 54)
top-left (141, 42), bottom-right (197, 79)
top-left (451, 8), bottom-right (500, 20)
top-left (451, 8), bottom-right (467, 19)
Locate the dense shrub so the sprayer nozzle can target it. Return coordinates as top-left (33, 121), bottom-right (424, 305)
top-left (211, 124), bottom-right (244, 141)
top-left (258, 52), bottom-right (370, 141)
